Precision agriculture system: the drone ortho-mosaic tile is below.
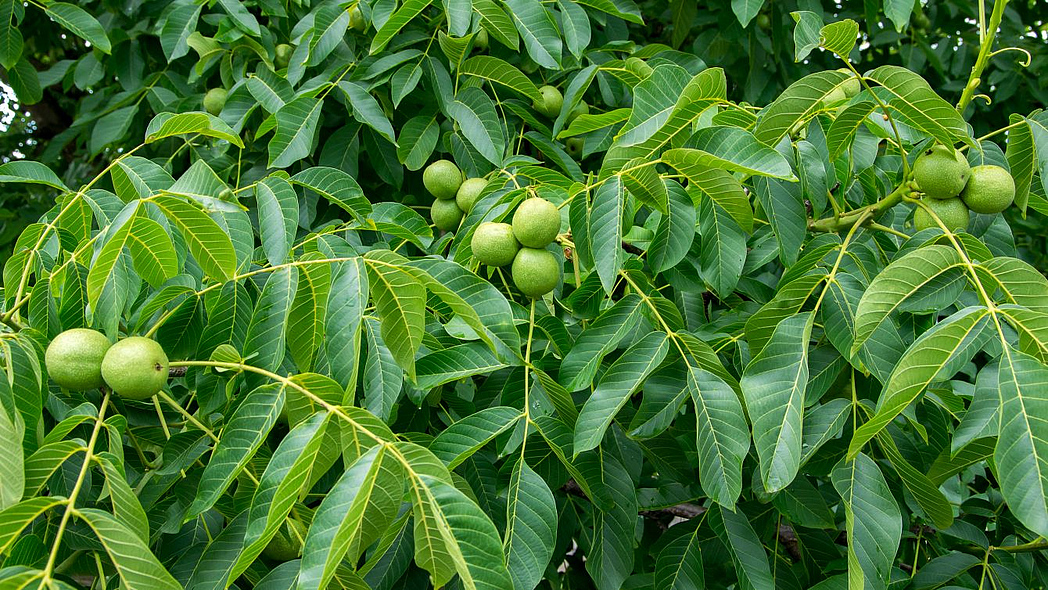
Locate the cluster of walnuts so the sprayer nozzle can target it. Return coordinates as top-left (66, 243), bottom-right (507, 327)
top-left (45, 329), bottom-right (169, 400)
top-left (912, 145), bottom-right (1016, 231)
top-left (423, 160), bottom-right (562, 298)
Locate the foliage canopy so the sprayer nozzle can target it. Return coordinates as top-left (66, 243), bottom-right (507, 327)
top-left (2, 0), bottom-right (1048, 589)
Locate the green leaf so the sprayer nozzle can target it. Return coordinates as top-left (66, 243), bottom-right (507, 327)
top-left (648, 180), bottom-right (696, 273)
top-left (632, 67), bottom-right (727, 153)
top-left (827, 101), bottom-right (878, 160)
top-left (7, 57), bottom-right (41, 104)
top-left (430, 406), bottom-right (522, 468)
top-left (371, 0), bottom-right (433, 54)
top-left (88, 208), bottom-right (178, 309)
top-left (574, 0), bottom-right (642, 23)
top-left (300, 445), bottom-right (404, 590)
top-left (459, 55), bottom-right (542, 102)
top-left (730, 0), bottom-right (764, 27)
top-left (995, 348), bottom-right (1048, 537)
top-left (144, 112), bottom-right (244, 147)
top-left (670, 127), bottom-right (796, 180)
top-left (589, 176), bottom-right (626, 295)
top-left (244, 267), bottom-right (298, 372)
top-left (0, 497), bottom-right (65, 555)
top-left (255, 176), bottom-right (299, 266)
top-left (148, 194), bottom-right (237, 280)
top-left (95, 453), bottom-right (150, 542)
top-left (308, 5), bottom-right (350, 66)
top-left (866, 65), bottom-right (974, 147)
top-left (44, 3), bottom-right (111, 53)
top-left (505, 0), bottom-right (562, 69)
top-left (558, 108), bottom-right (631, 139)
top-left (560, 294), bottom-right (645, 391)
top-left (505, 457), bottom-right (557, 590)
top-left (574, 332), bottom-right (670, 454)
top-left (75, 508), bottom-right (182, 590)
top-left (620, 158), bottom-right (668, 213)
top-left (819, 19), bottom-right (859, 56)
top-left (852, 245), bottom-right (966, 355)
top-left (448, 87), bottom-right (506, 165)
top-left (290, 166), bottom-right (372, 222)
top-left (584, 453), bottom-right (637, 590)
top-left (616, 64), bottom-right (692, 147)
top-left (753, 69), bottom-right (852, 146)
top-left (160, 2), bottom-right (201, 61)
top-left (339, 81), bottom-right (397, 145)
top-left (1006, 114), bottom-right (1034, 214)
top-left (112, 156), bottom-right (174, 201)
top-left (287, 254), bottom-right (331, 372)
top-left (849, 306), bottom-right (991, 457)
top-left (229, 413), bottom-right (330, 583)
top-left (472, 0), bottom-right (518, 50)
top-left (0, 406), bottom-right (23, 510)
top-left (415, 342), bottom-right (509, 389)
top-left (90, 105), bottom-right (138, 154)
top-left (396, 116), bottom-right (440, 171)
top-left (708, 504), bottom-right (774, 590)
top-left (364, 250), bottom-right (426, 379)
top-left (791, 11), bottom-right (822, 61)
top-left (186, 383), bottom-right (284, 517)
top-left (654, 521), bottom-right (704, 590)
top-left (0, 160), bottom-right (69, 191)
top-left (741, 312), bottom-right (812, 493)
top-left (217, 0), bottom-right (260, 35)
top-left (414, 472), bottom-right (514, 589)
top-left (874, 431), bottom-right (953, 529)
top-left (408, 257), bottom-right (520, 357)
top-left (0, 2), bottom-right (23, 70)
top-left (977, 256), bottom-right (1048, 314)
top-left (268, 96), bottom-right (324, 169)
top-left (698, 194), bottom-right (746, 298)
top-left (831, 454), bottom-right (902, 590)
top-left (688, 365), bottom-right (749, 508)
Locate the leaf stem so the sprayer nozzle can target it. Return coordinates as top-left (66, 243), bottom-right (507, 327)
top-left (956, 0), bottom-right (1010, 113)
top-left (42, 391), bottom-right (111, 585)
top-left (810, 181), bottom-right (912, 234)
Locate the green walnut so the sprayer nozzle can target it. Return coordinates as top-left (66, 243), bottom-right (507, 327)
top-left (532, 85), bottom-right (563, 118)
top-left (914, 197), bottom-right (970, 232)
top-left (472, 222), bottom-right (520, 266)
top-left (423, 159), bottom-right (463, 200)
top-left (474, 28), bottom-right (489, 51)
top-left (263, 519), bottom-right (307, 561)
top-left (45, 329), bottom-right (112, 391)
top-left (565, 137), bottom-right (584, 159)
top-left (275, 44), bottom-right (293, 69)
top-left (961, 165), bottom-right (1015, 214)
top-left (203, 88), bottom-right (227, 116)
top-left (823, 86), bottom-right (848, 106)
top-left (100, 337), bottom-right (169, 400)
top-left (566, 100), bottom-right (589, 125)
top-left (512, 197), bottom-right (561, 248)
top-left (913, 144), bottom-right (971, 200)
top-left (837, 68), bottom-right (861, 98)
top-left (431, 198), bottom-right (464, 231)
top-left (349, 5), bottom-right (366, 31)
top-left (511, 248), bottom-right (560, 298)
top-left (456, 177), bottom-right (488, 214)
top-left (757, 14), bottom-right (772, 31)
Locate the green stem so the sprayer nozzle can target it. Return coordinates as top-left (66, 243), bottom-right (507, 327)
top-left (42, 392), bottom-right (111, 585)
top-left (956, 0), bottom-right (1009, 114)
top-left (810, 181), bottom-right (911, 234)
top-left (992, 538), bottom-right (1048, 553)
